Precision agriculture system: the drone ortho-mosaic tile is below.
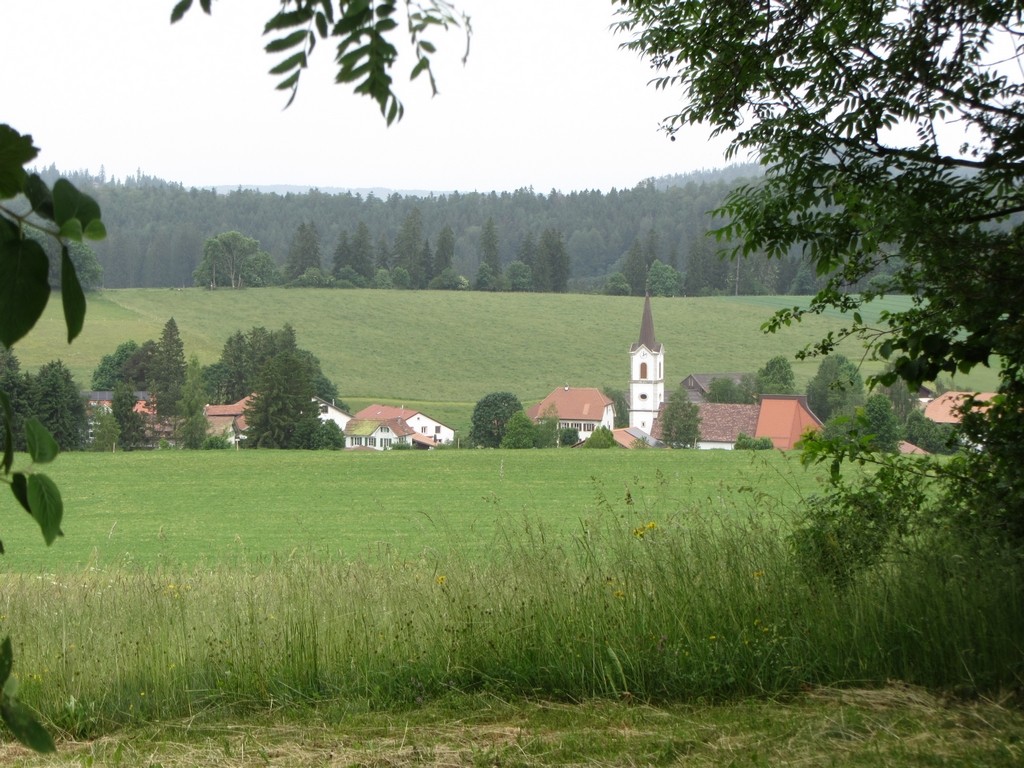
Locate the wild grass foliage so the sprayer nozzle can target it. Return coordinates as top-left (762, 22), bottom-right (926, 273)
top-left (3, 476), bottom-right (1021, 739)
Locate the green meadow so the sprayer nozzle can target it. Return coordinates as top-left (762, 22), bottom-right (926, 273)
top-left (2, 450), bottom-right (819, 572)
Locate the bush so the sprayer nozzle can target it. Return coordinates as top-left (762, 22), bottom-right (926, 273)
top-left (790, 463), bottom-right (924, 588)
top-left (203, 434), bottom-right (232, 450)
top-left (583, 426), bottom-right (616, 448)
top-left (735, 433), bottom-right (773, 450)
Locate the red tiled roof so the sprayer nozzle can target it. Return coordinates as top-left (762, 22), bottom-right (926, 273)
top-left (354, 403), bottom-right (421, 420)
top-left (698, 403), bottom-right (760, 443)
top-left (923, 391), bottom-right (997, 424)
top-left (526, 387), bottom-right (613, 422)
top-left (755, 395), bottom-right (823, 450)
top-left (205, 395), bottom-right (254, 417)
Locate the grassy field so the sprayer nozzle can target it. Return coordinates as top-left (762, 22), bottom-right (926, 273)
top-left (15, 289), bottom-right (1003, 410)
top-left (2, 449), bottom-right (821, 572)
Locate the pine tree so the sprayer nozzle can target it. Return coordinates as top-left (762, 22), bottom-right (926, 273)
top-left (284, 222), bottom-right (323, 281)
top-left (479, 217), bottom-right (501, 282)
top-left (112, 381), bottom-right (146, 450)
top-left (178, 355), bottom-right (210, 449)
top-left (151, 318), bottom-right (186, 421)
top-left (28, 360), bottom-right (86, 451)
top-left (434, 224), bottom-right (455, 275)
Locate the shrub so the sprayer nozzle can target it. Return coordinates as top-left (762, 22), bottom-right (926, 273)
top-left (735, 433), bottom-right (773, 450)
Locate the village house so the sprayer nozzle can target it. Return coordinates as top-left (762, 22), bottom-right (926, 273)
top-left (345, 404), bottom-right (454, 450)
top-left (204, 395), bottom-right (253, 446)
top-left (526, 386), bottom-right (615, 441)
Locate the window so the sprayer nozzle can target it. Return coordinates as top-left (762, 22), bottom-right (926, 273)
top-left (422, 426), bottom-right (428, 433)
top-left (583, 423), bottom-right (594, 431)
top-left (368, 437), bottom-right (377, 447)
top-left (640, 362), bottom-right (648, 378)
top-left (381, 426), bottom-right (390, 433)
top-left (640, 393), bottom-right (648, 400)
top-left (435, 426), bottom-right (441, 434)
top-left (382, 438), bottom-right (392, 448)
top-left (351, 437), bottom-right (362, 446)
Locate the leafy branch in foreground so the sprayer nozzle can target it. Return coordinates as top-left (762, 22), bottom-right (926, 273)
top-left (171, 0), bottom-right (471, 122)
top-left (617, 0), bottom-right (1024, 542)
top-left (0, 122), bottom-right (105, 751)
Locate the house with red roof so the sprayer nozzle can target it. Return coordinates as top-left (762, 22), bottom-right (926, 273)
top-left (923, 391), bottom-right (997, 424)
top-left (204, 395), bottom-right (254, 446)
top-left (345, 404), bottom-right (454, 449)
top-left (526, 386), bottom-right (616, 441)
top-left (651, 394), bottom-right (822, 450)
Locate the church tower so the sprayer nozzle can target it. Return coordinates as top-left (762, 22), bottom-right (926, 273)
top-left (629, 295), bottom-right (665, 431)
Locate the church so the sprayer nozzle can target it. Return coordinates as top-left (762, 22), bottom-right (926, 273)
top-left (625, 296), bottom-right (822, 450)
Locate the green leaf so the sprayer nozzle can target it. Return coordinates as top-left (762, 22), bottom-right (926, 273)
top-left (25, 418), bottom-right (59, 464)
top-left (83, 218), bottom-right (106, 241)
top-left (169, 0), bottom-right (193, 23)
top-left (11, 473), bottom-right (31, 514)
top-left (27, 473), bottom-right (63, 546)
top-left (60, 245), bottom-right (86, 342)
top-left (0, 390), bottom-right (13, 474)
top-left (22, 175), bottom-right (54, 221)
top-left (0, 125), bottom-right (36, 199)
top-left (0, 637), bottom-right (12, 684)
top-left (1, 691), bottom-right (56, 753)
top-left (58, 218), bottom-right (83, 242)
top-left (52, 179), bottom-right (102, 235)
top-left (269, 51), bottom-right (307, 76)
top-left (265, 29), bottom-right (308, 53)
top-left (0, 237), bottom-right (51, 348)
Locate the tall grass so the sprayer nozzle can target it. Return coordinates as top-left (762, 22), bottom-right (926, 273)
top-left (4, 485), bottom-right (1021, 738)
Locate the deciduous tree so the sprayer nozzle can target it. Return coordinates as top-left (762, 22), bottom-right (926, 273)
top-left (470, 392), bottom-right (523, 448)
top-left (619, 0), bottom-right (1024, 538)
top-left (659, 389), bottom-right (701, 448)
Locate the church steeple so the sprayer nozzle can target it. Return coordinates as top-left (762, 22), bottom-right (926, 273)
top-left (635, 293), bottom-right (661, 352)
top-left (628, 295), bottom-right (665, 431)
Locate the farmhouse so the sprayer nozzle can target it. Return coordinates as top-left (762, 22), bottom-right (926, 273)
top-left (345, 404), bottom-right (455, 449)
top-left (526, 386), bottom-right (615, 440)
top-left (652, 395), bottom-right (822, 450)
top-left (923, 391), bottom-right (997, 424)
top-left (314, 396), bottom-right (352, 430)
top-left (204, 395), bottom-right (253, 446)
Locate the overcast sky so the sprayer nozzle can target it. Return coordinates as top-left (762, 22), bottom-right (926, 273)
top-left (1, 0), bottom-right (735, 193)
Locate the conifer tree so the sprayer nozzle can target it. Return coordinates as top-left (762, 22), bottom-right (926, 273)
top-left (151, 317), bottom-right (186, 420)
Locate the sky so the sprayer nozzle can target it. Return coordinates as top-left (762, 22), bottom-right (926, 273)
top-left (1, 0), bottom-right (735, 194)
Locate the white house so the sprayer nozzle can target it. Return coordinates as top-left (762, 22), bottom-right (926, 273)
top-left (344, 417), bottom-right (418, 450)
top-left (353, 404), bottom-right (454, 444)
top-left (527, 386), bottom-right (616, 440)
top-left (313, 396), bottom-right (352, 431)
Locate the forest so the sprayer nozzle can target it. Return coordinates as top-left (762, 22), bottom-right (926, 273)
top-left (35, 164), bottom-right (826, 296)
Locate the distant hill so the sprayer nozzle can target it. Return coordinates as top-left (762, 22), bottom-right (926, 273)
top-left (34, 164), bottom-right (795, 294)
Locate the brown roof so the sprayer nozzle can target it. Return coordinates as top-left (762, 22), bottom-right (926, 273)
top-left (697, 403), bottom-right (761, 443)
top-left (630, 295), bottom-right (663, 353)
top-left (899, 441), bottom-right (929, 455)
top-left (527, 387), bottom-right (613, 422)
top-left (922, 391), bottom-right (997, 424)
top-left (755, 395), bottom-right (823, 450)
top-left (354, 404), bottom-right (421, 421)
top-left (205, 395), bottom-right (254, 417)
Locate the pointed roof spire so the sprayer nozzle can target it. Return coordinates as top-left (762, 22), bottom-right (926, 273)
top-left (631, 294), bottom-right (663, 352)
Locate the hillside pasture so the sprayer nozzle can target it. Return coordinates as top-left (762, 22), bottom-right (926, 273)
top-left (15, 290), bottom-right (1000, 409)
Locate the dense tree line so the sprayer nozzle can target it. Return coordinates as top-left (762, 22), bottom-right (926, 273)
top-left (35, 164), bottom-right (835, 296)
